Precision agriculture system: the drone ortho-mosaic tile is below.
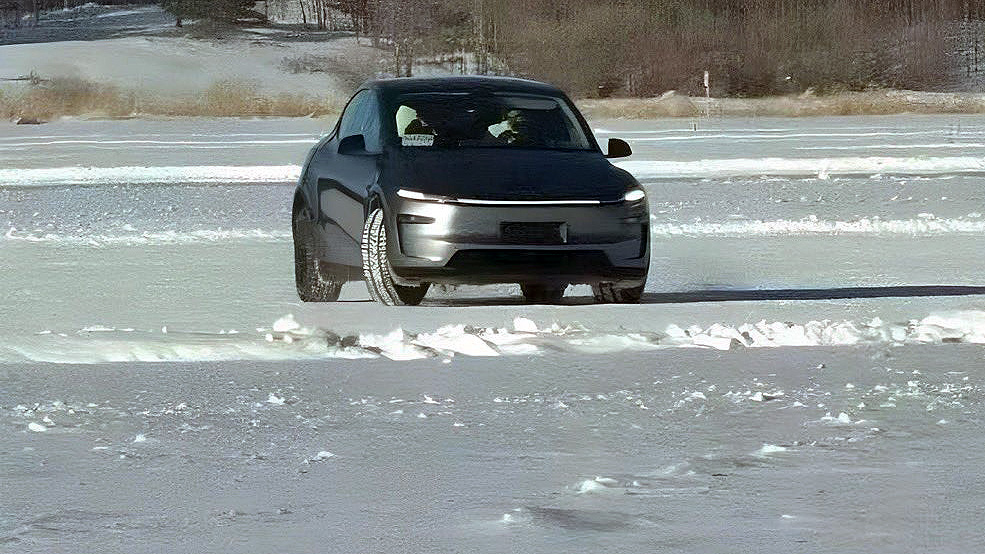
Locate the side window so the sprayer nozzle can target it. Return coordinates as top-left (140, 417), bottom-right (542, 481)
top-left (337, 90), bottom-right (369, 140)
top-left (336, 89), bottom-right (382, 153)
top-left (360, 93), bottom-right (382, 153)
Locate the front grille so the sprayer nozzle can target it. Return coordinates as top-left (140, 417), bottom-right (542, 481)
top-left (446, 250), bottom-right (610, 272)
top-left (500, 222), bottom-right (566, 244)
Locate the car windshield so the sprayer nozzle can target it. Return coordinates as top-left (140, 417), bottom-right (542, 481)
top-left (392, 92), bottom-right (593, 150)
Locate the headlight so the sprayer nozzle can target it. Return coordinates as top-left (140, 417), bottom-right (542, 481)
top-left (623, 188), bottom-right (646, 202)
top-left (397, 189), bottom-right (455, 203)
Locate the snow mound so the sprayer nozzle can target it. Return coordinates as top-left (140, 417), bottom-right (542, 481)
top-left (5, 311), bottom-right (985, 364)
top-left (752, 444), bottom-right (789, 457)
top-left (574, 477), bottom-right (619, 493)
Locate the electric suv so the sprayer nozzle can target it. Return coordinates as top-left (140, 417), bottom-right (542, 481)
top-left (292, 76), bottom-right (649, 305)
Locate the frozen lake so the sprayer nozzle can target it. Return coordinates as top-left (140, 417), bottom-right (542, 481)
top-left (2, 114), bottom-right (985, 552)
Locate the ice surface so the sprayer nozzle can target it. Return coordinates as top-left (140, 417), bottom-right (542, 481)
top-left (618, 156), bottom-right (985, 179)
top-left (3, 226), bottom-right (292, 246)
top-left (0, 165), bottom-right (301, 187)
top-left (649, 216), bottom-right (985, 237)
top-left (6, 156), bottom-right (984, 187)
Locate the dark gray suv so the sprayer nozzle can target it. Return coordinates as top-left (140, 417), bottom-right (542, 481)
top-left (292, 76), bottom-right (649, 306)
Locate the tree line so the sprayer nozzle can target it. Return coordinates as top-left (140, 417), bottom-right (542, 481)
top-left (7, 0), bottom-right (982, 97)
top-left (265, 0), bottom-right (985, 96)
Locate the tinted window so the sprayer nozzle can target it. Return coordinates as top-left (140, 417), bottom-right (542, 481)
top-left (337, 90), bottom-right (369, 139)
top-left (337, 90), bottom-right (382, 152)
top-left (392, 92), bottom-right (591, 151)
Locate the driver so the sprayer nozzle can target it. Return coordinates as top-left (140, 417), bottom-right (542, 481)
top-left (496, 109), bottom-right (530, 144)
top-left (404, 112), bottom-right (435, 135)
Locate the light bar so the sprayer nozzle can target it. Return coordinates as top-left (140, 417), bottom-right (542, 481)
top-left (452, 198), bottom-right (601, 205)
top-left (397, 189), bottom-right (453, 203)
top-left (398, 188), bottom-right (601, 206)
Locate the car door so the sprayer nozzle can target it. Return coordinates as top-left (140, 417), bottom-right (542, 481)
top-left (307, 89), bottom-right (384, 269)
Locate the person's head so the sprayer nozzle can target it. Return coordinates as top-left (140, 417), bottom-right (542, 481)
top-left (505, 109), bottom-right (524, 128)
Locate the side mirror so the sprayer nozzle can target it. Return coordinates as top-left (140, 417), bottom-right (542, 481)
top-left (338, 134), bottom-right (368, 155)
top-left (605, 138), bottom-right (632, 159)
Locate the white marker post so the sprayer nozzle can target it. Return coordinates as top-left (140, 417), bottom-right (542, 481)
top-left (703, 70), bottom-right (710, 117)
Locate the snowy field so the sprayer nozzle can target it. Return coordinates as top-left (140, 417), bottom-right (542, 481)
top-left (3, 114), bottom-right (985, 552)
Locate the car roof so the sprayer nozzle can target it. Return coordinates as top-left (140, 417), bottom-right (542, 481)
top-left (361, 76), bottom-right (566, 98)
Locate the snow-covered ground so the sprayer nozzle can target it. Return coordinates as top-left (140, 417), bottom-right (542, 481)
top-left (2, 114), bottom-right (985, 358)
top-left (0, 33), bottom-right (367, 97)
top-left (2, 114), bottom-right (985, 552)
top-left (0, 4), bottom-right (383, 110)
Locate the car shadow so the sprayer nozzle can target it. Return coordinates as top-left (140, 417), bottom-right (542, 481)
top-left (641, 285), bottom-right (985, 304)
top-left (421, 285), bottom-right (985, 307)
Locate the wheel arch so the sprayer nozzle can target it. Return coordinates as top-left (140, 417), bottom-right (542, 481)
top-left (366, 193), bottom-right (382, 215)
top-left (293, 187), bottom-right (314, 220)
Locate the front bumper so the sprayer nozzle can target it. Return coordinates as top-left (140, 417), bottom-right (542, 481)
top-left (387, 196), bottom-right (649, 285)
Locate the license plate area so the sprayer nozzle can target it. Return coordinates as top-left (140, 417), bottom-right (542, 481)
top-left (500, 222), bottom-right (567, 244)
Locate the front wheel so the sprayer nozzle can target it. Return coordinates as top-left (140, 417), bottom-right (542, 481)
top-left (361, 207), bottom-right (429, 306)
top-left (293, 208), bottom-right (342, 302)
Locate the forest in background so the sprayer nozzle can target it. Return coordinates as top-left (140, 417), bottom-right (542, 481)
top-left (263, 0), bottom-right (985, 97)
top-left (3, 0), bottom-right (985, 98)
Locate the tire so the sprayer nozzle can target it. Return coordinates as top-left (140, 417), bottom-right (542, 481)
top-left (361, 207), bottom-right (430, 306)
top-left (520, 283), bottom-right (566, 304)
top-left (591, 281), bottom-right (644, 304)
top-left (293, 207), bottom-right (343, 302)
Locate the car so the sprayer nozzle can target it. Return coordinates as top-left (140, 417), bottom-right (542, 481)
top-left (292, 76), bottom-right (649, 306)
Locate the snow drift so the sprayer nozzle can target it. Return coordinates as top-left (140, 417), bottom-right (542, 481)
top-left (4, 311), bottom-right (985, 364)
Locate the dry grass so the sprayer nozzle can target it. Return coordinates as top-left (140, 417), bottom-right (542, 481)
top-left (578, 90), bottom-right (985, 119)
top-left (5, 76), bottom-right (985, 122)
top-left (0, 77), bottom-right (343, 121)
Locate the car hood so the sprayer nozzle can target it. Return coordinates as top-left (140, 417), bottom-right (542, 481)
top-left (385, 148), bottom-right (632, 202)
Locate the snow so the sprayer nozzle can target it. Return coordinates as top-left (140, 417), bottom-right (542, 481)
top-left (649, 216), bottom-right (985, 237)
top-left (0, 166), bottom-right (301, 187)
top-left (0, 35), bottom-right (363, 97)
top-left (6, 156), bottom-right (985, 187)
top-left (5, 310), bottom-right (985, 364)
top-left (358, 329), bottom-right (432, 361)
top-left (819, 412), bottom-right (854, 425)
top-left (753, 444), bottom-right (788, 457)
top-left (575, 478), bottom-right (613, 493)
top-left (413, 325), bottom-right (500, 357)
top-left (3, 226), bottom-right (292, 246)
top-left (618, 156), bottom-right (985, 179)
top-left (93, 8), bottom-right (154, 19)
top-left (272, 314), bottom-right (301, 333)
top-left (1, 139), bottom-right (317, 148)
top-left (512, 317), bottom-right (539, 333)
